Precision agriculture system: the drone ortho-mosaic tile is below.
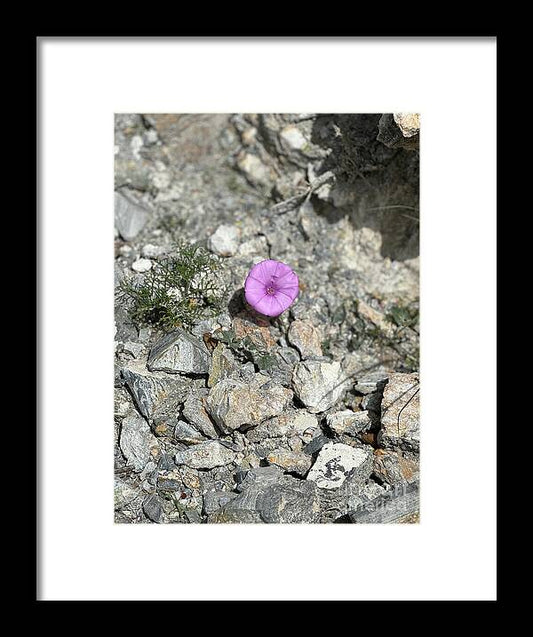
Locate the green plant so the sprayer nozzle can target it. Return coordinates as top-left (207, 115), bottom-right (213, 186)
top-left (119, 240), bottom-right (227, 330)
top-left (386, 300), bottom-right (420, 332)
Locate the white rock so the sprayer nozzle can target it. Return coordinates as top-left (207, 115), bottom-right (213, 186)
top-left (123, 341), bottom-right (145, 359)
top-left (307, 443), bottom-right (373, 490)
top-left (151, 170), bottom-right (171, 190)
top-left (292, 360), bottom-right (349, 413)
top-left (144, 129), bottom-right (159, 145)
top-left (241, 126), bottom-right (257, 145)
top-left (141, 243), bottom-right (165, 259)
top-left (237, 153), bottom-right (273, 186)
top-left (130, 134), bottom-right (143, 160)
top-left (280, 125), bottom-right (308, 151)
top-left (120, 415), bottom-right (159, 472)
top-left (393, 113), bottom-right (420, 138)
top-left (118, 244), bottom-right (133, 257)
top-left (114, 192), bottom-right (149, 241)
top-left (132, 258), bottom-right (152, 273)
top-left (208, 224), bottom-right (240, 257)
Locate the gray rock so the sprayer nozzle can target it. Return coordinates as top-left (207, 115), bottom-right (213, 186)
top-left (173, 420), bottom-right (206, 444)
top-left (303, 434), bottom-right (330, 456)
top-left (208, 468), bottom-right (282, 523)
top-left (292, 360), bottom-right (348, 413)
top-left (288, 319), bottom-right (323, 359)
top-left (182, 391), bottom-right (218, 439)
top-left (208, 343), bottom-right (239, 388)
top-left (121, 360), bottom-right (189, 421)
top-left (318, 479), bottom-right (388, 522)
top-left (120, 414), bottom-right (159, 472)
top-left (245, 410), bottom-right (319, 443)
top-left (205, 377), bottom-right (293, 433)
top-left (209, 509), bottom-right (262, 523)
top-left (326, 410), bottom-right (373, 436)
top-left (203, 490), bottom-right (239, 515)
top-left (235, 465), bottom-right (283, 494)
top-left (141, 243), bottom-right (166, 259)
top-left (123, 341), bottom-right (145, 359)
top-left (236, 152), bottom-right (274, 187)
top-left (114, 191), bottom-right (149, 241)
top-left (114, 478), bottom-right (141, 510)
top-left (349, 481), bottom-right (419, 523)
top-left (353, 371), bottom-right (389, 395)
top-left (208, 224), bottom-right (240, 257)
top-left (307, 442), bottom-right (373, 490)
top-left (256, 475), bottom-right (320, 523)
top-left (175, 440), bottom-right (238, 469)
top-left (361, 391), bottom-right (383, 414)
top-left (184, 510), bottom-right (203, 524)
top-left (212, 466), bottom-right (320, 523)
top-left (378, 373), bottom-right (420, 452)
top-left (147, 329), bottom-right (210, 375)
top-left (143, 493), bottom-right (163, 523)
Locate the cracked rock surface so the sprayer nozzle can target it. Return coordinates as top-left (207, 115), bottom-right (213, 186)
top-left (114, 113), bottom-right (420, 523)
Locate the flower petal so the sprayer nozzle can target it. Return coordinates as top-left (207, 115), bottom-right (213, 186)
top-left (253, 293), bottom-right (279, 316)
top-left (244, 259), bottom-right (299, 316)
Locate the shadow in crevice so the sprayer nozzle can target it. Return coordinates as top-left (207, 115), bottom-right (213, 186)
top-left (309, 114), bottom-right (419, 262)
top-left (228, 287), bottom-right (245, 318)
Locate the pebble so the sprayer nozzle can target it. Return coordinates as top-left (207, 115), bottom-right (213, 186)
top-left (132, 258), bottom-right (152, 273)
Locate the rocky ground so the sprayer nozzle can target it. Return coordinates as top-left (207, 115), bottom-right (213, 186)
top-left (114, 113), bottom-right (420, 524)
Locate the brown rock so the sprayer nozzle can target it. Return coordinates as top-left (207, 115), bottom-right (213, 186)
top-left (373, 449), bottom-right (419, 485)
top-left (233, 311), bottom-right (277, 350)
top-left (287, 319), bottom-right (322, 358)
top-left (266, 449), bottom-right (312, 476)
top-left (378, 372), bottom-right (420, 451)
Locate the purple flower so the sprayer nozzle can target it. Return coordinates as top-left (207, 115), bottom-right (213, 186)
top-left (244, 259), bottom-right (299, 317)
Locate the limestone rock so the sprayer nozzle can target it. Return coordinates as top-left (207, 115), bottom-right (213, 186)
top-left (121, 360), bottom-right (189, 421)
top-left (182, 391), bottom-right (218, 439)
top-left (147, 329), bottom-right (210, 375)
top-left (173, 420), bottom-right (206, 445)
top-left (120, 414), bottom-right (159, 472)
top-left (236, 152), bottom-right (275, 187)
top-left (174, 440), bottom-right (238, 469)
top-left (206, 377), bottom-right (293, 433)
top-left (245, 410), bottom-right (319, 443)
top-left (292, 360), bottom-right (348, 413)
top-left (208, 224), bottom-right (240, 257)
top-left (265, 448), bottom-right (312, 476)
top-left (307, 443), bottom-right (373, 490)
top-left (232, 311), bottom-right (277, 350)
top-left (326, 410), bottom-right (373, 436)
top-left (256, 475), bottom-right (320, 523)
top-left (114, 191), bottom-right (149, 241)
top-left (287, 319), bottom-right (322, 358)
top-left (373, 449), bottom-right (419, 485)
top-left (131, 258), bottom-right (152, 273)
top-left (208, 343), bottom-right (239, 388)
top-left (378, 373), bottom-right (420, 452)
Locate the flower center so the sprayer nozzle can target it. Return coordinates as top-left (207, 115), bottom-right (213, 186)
top-left (266, 285), bottom-right (276, 295)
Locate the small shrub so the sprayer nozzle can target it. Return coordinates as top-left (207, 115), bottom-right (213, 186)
top-left (120, 241), bottom-right (227, 330)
